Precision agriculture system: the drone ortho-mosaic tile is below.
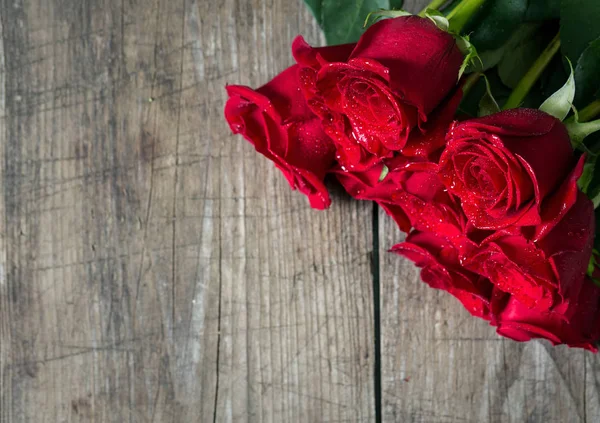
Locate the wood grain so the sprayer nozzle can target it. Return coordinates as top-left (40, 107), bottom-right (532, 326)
top-left (2, 0), bottom-right (600, 422)
top-left (0, 0), bottom-right (375, 422)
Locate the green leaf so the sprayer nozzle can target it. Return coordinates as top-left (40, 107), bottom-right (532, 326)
top-left (378, 164), bottom-right (390, 182)
top-left (474, 23), bottom-right (540, 74)
top-left (478, 76), bottom-right (501, 116)
top-left (574, 37), bottom-right (600, 108)
top-left (595, 192), bottom-right (600, 209)
top-left (364, 9), bottom-right (411, 26)
top-left (456, 35), bottom-right (481, 81)
top-left (560, 0), bottom-right (600, 63)
top-left (588, 257), bottom-right (596, 278)
top-left (589, 172), bottom-right (600, 208)
top-left (578, 153), bottom-right (597, 193)
top-left (476, 47), bottom-right (507, 71)
top-left (539, 58), bottom-right (575, 121)
top-left (304, 0), bottom-right (322, 24)
top-left (459, 69), bottom-right (511, 116)
top-left (525, 0), bottom-right (560, 20)
top-left (304, 0), bottom-right (407, 45)
top-left (424, 9), bottom-right (449, 32)
top-left (586, 250), bottom-right (600, 283)
top-left (466, 0), bottom-right (528, 51)
top-left (497, 28), bottom-right (544, 88)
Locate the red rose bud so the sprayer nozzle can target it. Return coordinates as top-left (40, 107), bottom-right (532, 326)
top-left (333, 156), bottom-right (466, 235)
top-left (225, 65), bottom-right (336, 209)
top-left (491, 281), bottom-right (600, 351)
top-left (293, 16), bottom-right (463, 169)
top-left (464, 191), bottom-right (594, 313)
top-left (439, 109), bottom-right (575, 231)
top-left (392, 231), bottom-right (494, 320)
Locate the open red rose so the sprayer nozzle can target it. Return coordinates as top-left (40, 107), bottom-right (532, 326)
top-left (225, 65), bottom-right (338, 209)
top-left (439, 109), bottom-right (577, 232)
top-left (294, 16), bottom-right (463, 169)
top-left (392, 231), bottom-right (494, 320)
top-left (463, 191), bottom-right (594, 312)
top-left (334, 156), bottom-right (466, 236)
top-left (491, 281), bottom-right (600, 351)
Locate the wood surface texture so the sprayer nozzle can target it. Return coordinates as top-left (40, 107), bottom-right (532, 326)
top-left (0, 0), bottom-right (598, 422)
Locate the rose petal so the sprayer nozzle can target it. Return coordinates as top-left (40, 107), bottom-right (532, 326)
top-left (225, 65), bottom-right (336, 209)
top-left (392, 231), bottom-right (493, 320)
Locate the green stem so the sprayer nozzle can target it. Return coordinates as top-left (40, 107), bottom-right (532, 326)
top-left (460, 71), bottom-right (482, 96)
top-left (503, 33), bottom-right (561, 110)
top-left (442, 0), bottom-right (463, 13)
top-left (447, 0), bottom-right (487, 33)
top-left (578, 100), bottom-right (600, 123)
top-left (418, 0), bottom-right (448, 16)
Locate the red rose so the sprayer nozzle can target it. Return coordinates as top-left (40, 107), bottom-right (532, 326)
top-left (293, 16), bottom-right (463, 169)
top-left (463, 191), bottom-right (594, 312)
top-left (491, 281), bottom-right (600, 351)
top-left (392, 231), bottom-right (494, 320)
top-left (439, 109), bottom-right (578, 232)
top-left (225, 65), bottom-right (338, 209)
top-left (334, 156), bottom-right (466, 235)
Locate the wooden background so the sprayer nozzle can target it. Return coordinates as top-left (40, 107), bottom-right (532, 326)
top-left (1, 0), bottom-right (599, 422)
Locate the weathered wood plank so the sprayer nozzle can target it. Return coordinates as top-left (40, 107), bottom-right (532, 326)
top-left (0, 0), bottom-right (375, 422)
top-left (586, 355), bottom-right (600, 421)
top-left (0, 8), bottom-right (9, 423)
top-left (208, 1), bottom-right (376, 421)
top-left (5, 0), bottom-right (599, 422)
top-left (0, 0), bottom-right (194, 420)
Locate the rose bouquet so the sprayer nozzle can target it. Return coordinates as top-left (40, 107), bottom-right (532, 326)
top-left (224, 0), bottom-right (600, 351)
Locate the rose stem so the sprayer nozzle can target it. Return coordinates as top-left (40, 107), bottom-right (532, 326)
top-left (577, 100), bottom-right (600, 123)
top-left (460, 72), bottom-right (482, 96)
top-left (503, 33), bottom-right (561, 110)
top-left (417, 0), bottom-right (448, 17)
top-left (446, 0), bottom-right (487, 33)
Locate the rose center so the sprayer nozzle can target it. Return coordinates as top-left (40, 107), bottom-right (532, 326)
top-left (455, 152), bottom-right (505, 201)
top-left (472, 160), bottom-right (506, 198)
top-left (340, 77), bottom-right (399, 128)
